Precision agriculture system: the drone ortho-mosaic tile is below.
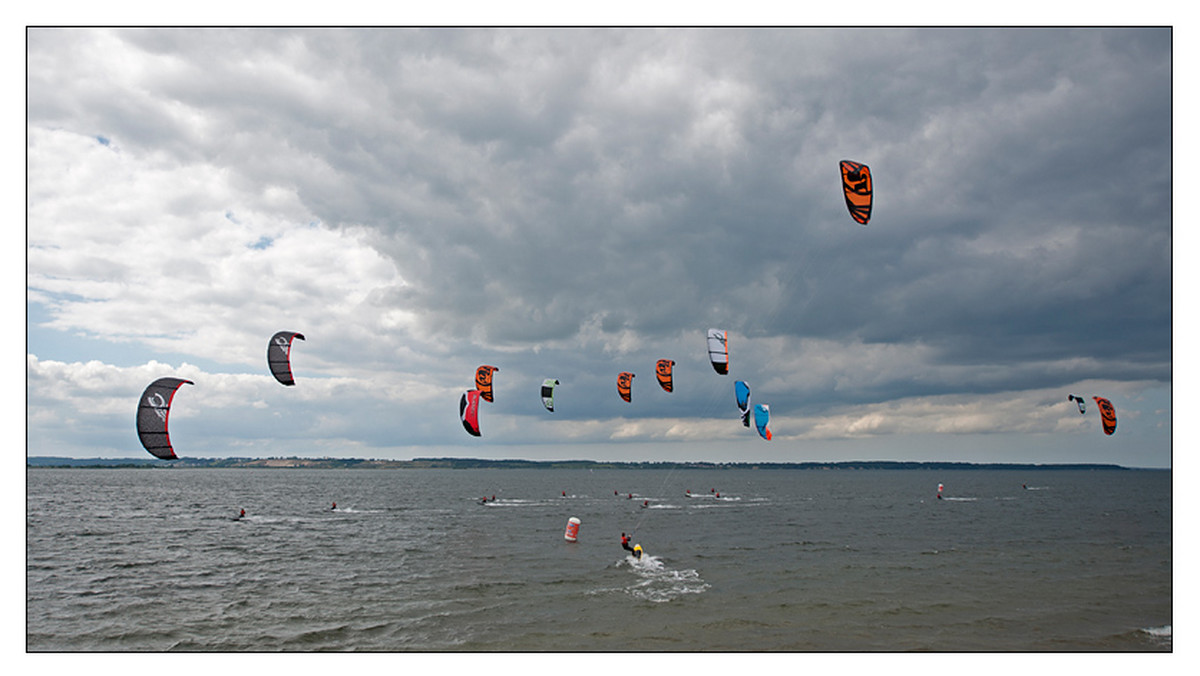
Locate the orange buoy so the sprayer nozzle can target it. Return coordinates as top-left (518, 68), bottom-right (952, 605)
top-left (564, 517), bottom-right (580, 542)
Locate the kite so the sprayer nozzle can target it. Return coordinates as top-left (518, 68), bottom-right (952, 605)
top-left (839, 160), bottom-right (873, 225)
top-left (707, 329), bottom-right (729, 375)
top-left (1068, 394), bottom-right (1086, 414)
top-left (541, 379), bottom-right (560, 412)
top-left (475, 365), bottom-right (500, 403)
top-left (754, 403), bottom-right (772, 441)
top-left (655, 359), bottom-right (675, 393)
top-left (267, 331), bottom-right (305, 386)
top-left (1093, 397), bottom-right (1117, 435)
top-left (735, 381), bottom-right (751, 427)
top-left (460, 389), bottom-right (482, 436)
top-left (618, 372), bottom-right (635, 403)
top-left (136, 377), bottom-right (194, 459)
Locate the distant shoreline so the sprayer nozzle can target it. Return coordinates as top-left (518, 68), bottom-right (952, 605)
top-left (26, 456), bottom-right (1149, 471)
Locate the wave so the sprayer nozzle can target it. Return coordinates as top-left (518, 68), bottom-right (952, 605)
top-left (621, 554), bottom-right (710, 603)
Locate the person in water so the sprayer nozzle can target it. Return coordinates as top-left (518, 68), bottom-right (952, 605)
top-left (620, 532), bottom-right (636, 554)
top-left (331, 502), bottom-right (337, 510)
top-left (238, 508), bottom-right (245, 519)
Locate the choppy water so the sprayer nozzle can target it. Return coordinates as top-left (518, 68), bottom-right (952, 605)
top-left (26, 467), bottom-right (1171, 651)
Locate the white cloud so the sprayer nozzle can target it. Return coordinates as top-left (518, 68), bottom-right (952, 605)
top-left (24, 29), bottom-right (1171, 466)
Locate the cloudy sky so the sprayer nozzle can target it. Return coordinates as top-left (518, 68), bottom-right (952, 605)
top-left (24, 27), bottom-right (1173, 467)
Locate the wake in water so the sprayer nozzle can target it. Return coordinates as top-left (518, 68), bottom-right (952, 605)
top-left (617, 553), bottom-right (710, 603)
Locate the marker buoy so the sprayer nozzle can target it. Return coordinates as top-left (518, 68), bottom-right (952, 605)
top-left (564, 516), bottom-right (580, 542)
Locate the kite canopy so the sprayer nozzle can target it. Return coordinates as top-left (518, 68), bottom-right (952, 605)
top-left (1093, 397), bottom-right (1117, 435)
top-left (541, 378), bottom-right (560, 412)
top-left (707, 329), bottom-right (729, 375)
top-left (460, 389), bottom-right (482, 437)
top-left (1068, 394), bottom-right (1087, 414)
top-left (267, 331), bottom-right (305, 386)
top-left (655, 359), bottom-right (675, 393)
top-left (136, 377), bottom-right (194, 459)
top-left (475, 365), bottom-right (500, 403)
top-left (754, 403), bottom-right (772, 441)
top-left (735, 381), bottom-right (751, 427)
top-left (839, 160), bottom-right (873, 225)
top-left (617, 372), bottom-right (635, 403)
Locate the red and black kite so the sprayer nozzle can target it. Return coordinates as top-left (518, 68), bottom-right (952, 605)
top-left (839, 160), bottom-right (873, 225)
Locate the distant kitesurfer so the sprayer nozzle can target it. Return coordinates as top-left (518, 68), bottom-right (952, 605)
top-left (621, 532), bottom-right (635, 554)
top-left (1022, 484), bottom-right (1028, 490)
top-left (238, 508), bottom-right (245, 519)
top-left (641, 500), bottom-right (649, 508)
top-left (562, 491), bottom-right (566, 497)
top-left (627, 493), bottom-right (633, 499)
top-left (936, 494), bottom-right (943, 500)
top-left (331, 502), bottom-right (337, 510)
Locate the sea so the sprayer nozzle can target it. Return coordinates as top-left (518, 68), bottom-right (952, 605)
top-left (25, 467), bottom-right (1172, 653)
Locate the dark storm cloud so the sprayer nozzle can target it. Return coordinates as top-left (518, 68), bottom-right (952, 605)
top-left (26, 27), bottom-right (1171, 460)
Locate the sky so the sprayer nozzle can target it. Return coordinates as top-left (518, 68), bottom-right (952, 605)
top-left (23, 27), bottom-right (1175, 468)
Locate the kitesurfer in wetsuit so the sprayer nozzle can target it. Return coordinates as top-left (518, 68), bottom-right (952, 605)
top-left (238, 508), bottom-right (245, 519)
top-left (331, 502), bottom-right (336, 510)
top-left (621, 532), bottom-right (636, 555)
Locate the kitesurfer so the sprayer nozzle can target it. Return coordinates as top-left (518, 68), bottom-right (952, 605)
top-left (641, 500), bottom-right (649, 508)
top-left (331, 502), bottom-right (337, 510)
top-left (621, 532), bottom-right (636, 554)
top-left (238, 508), bottom-right (245, 519)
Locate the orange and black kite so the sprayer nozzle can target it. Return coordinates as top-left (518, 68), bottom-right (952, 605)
top-left (655, 359), bottom-right (675, 393)
top-left (475, 365), bottom-right (499, 403)
top-left (1093, 396), bottom-right (1117, 435)
top-left (839, 160), bottom-right (873, 225)
top-left (617, 372), bottom-right (635, 403)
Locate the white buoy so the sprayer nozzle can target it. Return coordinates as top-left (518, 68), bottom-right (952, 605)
top-left (564, 516), bottom-right (580, 542)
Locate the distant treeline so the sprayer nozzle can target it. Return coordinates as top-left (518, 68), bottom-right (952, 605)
top-left (26, 456), bottom-right (1135, 471)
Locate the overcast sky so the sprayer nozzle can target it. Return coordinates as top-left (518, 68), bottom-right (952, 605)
top-left (24, 27), bottom-right (1173, 467)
